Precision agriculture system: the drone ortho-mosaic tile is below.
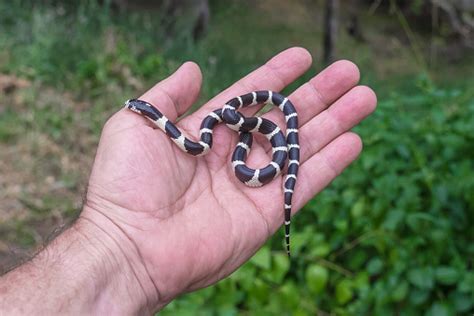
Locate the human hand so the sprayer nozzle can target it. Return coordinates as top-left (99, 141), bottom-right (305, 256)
top-left (82, 47), bottom-right (377, 311)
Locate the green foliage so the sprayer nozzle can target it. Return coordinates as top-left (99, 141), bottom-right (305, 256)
top-left (0, 0), bottom-right (174, 96)
top-left (305, 264), bottom-right (328, 294)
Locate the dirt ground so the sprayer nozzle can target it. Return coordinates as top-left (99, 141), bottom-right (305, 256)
top-left (0, 74), bottom-right (97, 272)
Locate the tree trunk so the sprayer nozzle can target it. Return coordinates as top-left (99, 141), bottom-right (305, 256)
top-left (323, 0), bottom-right (339, 64)
top-left (111, 0), bottom-right (210, 43)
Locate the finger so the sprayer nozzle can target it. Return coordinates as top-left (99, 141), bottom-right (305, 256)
top-left (186, 47), bottom-right (312, 123)
top-left (139, 61), bottom-right (203, 121)
top-left (111, 62), bottom-right (202, 131)
top-left (262, 59), bottom-right (360, 127)
top-left (293, 132), bottom-right (363, 212)
top-left (297, 85), bottom-right (377, 163)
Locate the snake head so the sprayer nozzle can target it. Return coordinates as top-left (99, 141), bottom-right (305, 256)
top-left (124, 99), bottom-right (133, 108)
top-left (124, 99), bottom-right (141, 114)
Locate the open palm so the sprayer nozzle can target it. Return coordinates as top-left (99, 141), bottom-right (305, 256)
top-left (81, 47), bottom-right (376, 306)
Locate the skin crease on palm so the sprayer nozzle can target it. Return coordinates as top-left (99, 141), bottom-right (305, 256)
top-left (81, 47), bottom-right (377, 308)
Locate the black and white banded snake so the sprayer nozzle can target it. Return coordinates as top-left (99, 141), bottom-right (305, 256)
top-left (125, 90), bottom-right (299, 257)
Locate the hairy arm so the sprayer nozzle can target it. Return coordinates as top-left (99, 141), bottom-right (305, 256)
top-left (0, 211), bottom-right (160, 315)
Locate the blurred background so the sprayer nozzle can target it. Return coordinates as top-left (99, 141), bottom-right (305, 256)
top-left (0, 0), bottom-right (473, 314)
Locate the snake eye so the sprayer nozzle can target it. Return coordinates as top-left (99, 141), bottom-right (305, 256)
top-left (124, 100), bottom-right (140, 113)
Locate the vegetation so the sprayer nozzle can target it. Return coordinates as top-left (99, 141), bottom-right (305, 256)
top-left (0, 0), bottom-right (472, 314)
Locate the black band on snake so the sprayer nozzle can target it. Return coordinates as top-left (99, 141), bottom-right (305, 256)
top-left (124, 90), bottom-right (299, 257)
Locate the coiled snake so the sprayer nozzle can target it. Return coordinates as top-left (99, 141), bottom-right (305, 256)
top-left (125, 90), bottom-right (299, 256)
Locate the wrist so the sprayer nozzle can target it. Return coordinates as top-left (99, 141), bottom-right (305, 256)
top-left (78, 205), bottom-right (164, 313)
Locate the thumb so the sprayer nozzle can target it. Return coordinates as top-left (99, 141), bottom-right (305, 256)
top-left (109, 61), bottom-right (203, 131)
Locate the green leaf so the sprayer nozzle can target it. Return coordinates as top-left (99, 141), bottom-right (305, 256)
top-left (435, 266), bottom-right (459, 285)
top-left (293, 309), bottom-right (313, 316)
top-left (334, 219), bottom-right (348, 232)
top-left (216, 305), bottom-right (238, 316)
top-left (458, 271), bottom-right (474, 293)
top-left (290, 229), bottom-right (312, 255)
top-left (335, 279), bottom-right (353, 305)
top-left (262, 253), bottom-right (290, 283)
top-left (425, 302), bottom-right (454, 316)
top-left (367, 257), bottom-right (384, 275)
top-left (272, 253), bottom-right (290, 283)
top-left (278, 281), bottom-right (300, 309)
top-left (406, 213), bottom-right (436, 232)
top-left (251, 246), bottom-right (271, 269)
top-left (408, 267), bottom-right (435, 289)
top-left (214, 279), bottom-right (241, 305)
top-left (410, 288), bottom-right (430, 305)
top-left (392, 281), bottom-right (409, 302)
top-left (310, 243), bottom-right (331, 258)
top-left (353, 271), bottom-right (369, 290)
top-left (232, 262), bottom-right (256, 291)
top-left (305, 264), bottom-right (328, 294)
top-left (383, 209), bottom-right (405, 230)
top-left (351, 197), bottom-right (365, 218)
top-left (451, 292), bottom-right (473, 312)
top-left (248, 278), bottom-right (270, 303)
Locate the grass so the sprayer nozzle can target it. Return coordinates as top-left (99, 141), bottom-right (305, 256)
top-left (0, 0), bottom-right (473, 314)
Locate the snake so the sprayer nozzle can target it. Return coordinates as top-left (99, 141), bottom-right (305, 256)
top-left (124, 90), bottom-right (299, 257)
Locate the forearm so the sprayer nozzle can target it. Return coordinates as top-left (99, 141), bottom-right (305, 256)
top-left (0, 210), bottom-right (161, 315)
